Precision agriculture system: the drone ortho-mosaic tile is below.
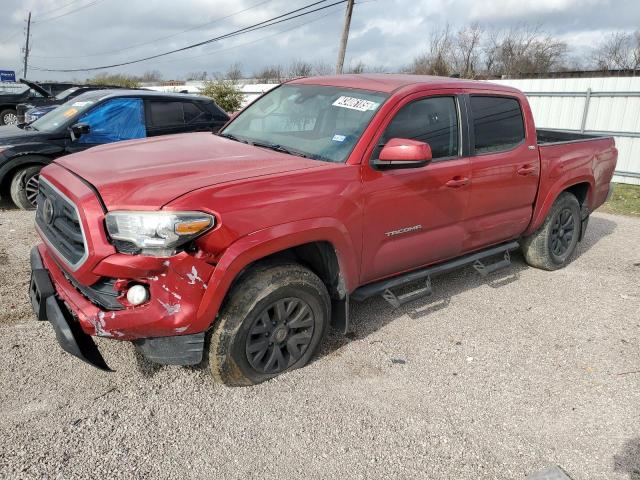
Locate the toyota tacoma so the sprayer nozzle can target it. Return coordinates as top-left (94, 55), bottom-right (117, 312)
top-left (28, 74), bottom-right (617, 386)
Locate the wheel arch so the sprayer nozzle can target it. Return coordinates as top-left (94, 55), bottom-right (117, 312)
top-left (195, 218), bottom-right (360, 332)
top-left (0, 154), bottom-right (51, 196)
top-left (525, 177), bottom-right (594, 236)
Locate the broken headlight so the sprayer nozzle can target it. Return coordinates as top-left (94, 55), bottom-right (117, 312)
top-left (105, 211), bottom-right (214, 257)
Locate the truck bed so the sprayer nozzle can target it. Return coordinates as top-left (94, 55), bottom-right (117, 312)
top-left (536, 129), bottom-right (610, 145)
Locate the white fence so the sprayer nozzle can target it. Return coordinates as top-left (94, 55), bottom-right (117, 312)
top-left (491, 77), bottom-right (640, 186)
top-left (145, 82), bottom-right (277, 107)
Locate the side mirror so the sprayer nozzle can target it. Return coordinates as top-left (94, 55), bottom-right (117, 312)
top-left (70, 123), bottom-right (90, 141)
top-left (375, 138), bottom-right (432, 169)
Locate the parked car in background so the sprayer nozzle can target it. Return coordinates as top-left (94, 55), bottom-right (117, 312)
top-left (20, 104), bottom-right (57, 123)
top-left (16, 84), bottom-right (135, 124)
top-left (27, 74), bottom-right (617, 385)
top-left (0, 89), bottom-right (229, 209)
top-left (0, 79), bottom-right (77, 126)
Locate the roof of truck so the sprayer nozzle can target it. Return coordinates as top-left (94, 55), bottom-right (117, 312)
top-left (288, 73), bottom-right (522, 95)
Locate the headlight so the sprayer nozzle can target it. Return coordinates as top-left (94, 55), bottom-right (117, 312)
top-left (105, 211), bottom-right (215, 257)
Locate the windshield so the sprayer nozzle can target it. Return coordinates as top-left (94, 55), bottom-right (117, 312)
top-left (221, 84), bottom-right (388, 163)
top-left (55, 87), bottom-right (81, 100)
top-left (30, 91), bottom-right (104, 132)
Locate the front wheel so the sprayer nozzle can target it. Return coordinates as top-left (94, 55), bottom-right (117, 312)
top-left (208, 263), bottom-right (330, 386)
top-left (10, 166), bottom-right (42, 210)
top-left (521, 192), bottom-right (582, 271)
top-left (0, 109), bottom-right (17, 126)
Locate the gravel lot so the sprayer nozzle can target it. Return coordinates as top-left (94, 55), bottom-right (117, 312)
top-left (0, 207), bottom-right (639, 480)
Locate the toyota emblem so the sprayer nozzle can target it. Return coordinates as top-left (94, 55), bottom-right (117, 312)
top-left (42, 198), bottom-right (55, 224)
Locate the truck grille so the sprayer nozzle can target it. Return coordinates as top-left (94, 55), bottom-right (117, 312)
top-left (36, 177), bottom-right (88, 270)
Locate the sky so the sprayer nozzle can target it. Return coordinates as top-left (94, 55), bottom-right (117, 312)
top-left (0, 0), bottom-right (638, 81)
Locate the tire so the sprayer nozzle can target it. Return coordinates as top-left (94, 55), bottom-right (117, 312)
top-left (522, 192), bottom-right (581, 271)
top-left (10, 165), bottom-right (42, 210)
top-left (208, 263), bottom-right (330, 387)
top-left (0, 109), bottom-right (17, 126)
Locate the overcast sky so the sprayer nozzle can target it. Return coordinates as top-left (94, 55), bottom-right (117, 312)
top-left (0, 0), bottom-right (638, 81)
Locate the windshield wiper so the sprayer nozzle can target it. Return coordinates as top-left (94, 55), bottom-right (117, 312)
top-left (218, 132), bottom-right (247, 143)
top-left (250, 140), bottom-right (310, 159)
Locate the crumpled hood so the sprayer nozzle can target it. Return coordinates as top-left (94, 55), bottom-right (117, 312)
top-left (55, 132), bottom-right (325, 210)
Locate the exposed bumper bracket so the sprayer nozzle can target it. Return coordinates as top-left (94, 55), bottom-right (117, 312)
top-left (29, 246), bottom-right (112, 372)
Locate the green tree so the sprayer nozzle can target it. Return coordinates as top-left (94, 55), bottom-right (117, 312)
top-left (200, 80), bottom-right (244, 113)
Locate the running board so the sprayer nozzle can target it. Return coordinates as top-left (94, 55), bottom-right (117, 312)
top-left (351, 241), bottom-right (520, 305)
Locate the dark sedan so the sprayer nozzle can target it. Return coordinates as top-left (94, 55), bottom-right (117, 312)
top-left (0, 89), bottom-right (229, 209)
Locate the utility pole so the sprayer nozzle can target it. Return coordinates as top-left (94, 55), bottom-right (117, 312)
top-left (335, 0), bottom-right (354, 74)
top-left (22, 11), bottom-right (32, 79)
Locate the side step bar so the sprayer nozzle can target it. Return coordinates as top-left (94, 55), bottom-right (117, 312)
top-left (351, 241), bottom-right (520, 305)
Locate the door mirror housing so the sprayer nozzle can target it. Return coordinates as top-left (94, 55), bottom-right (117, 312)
top-left (375, 138), bottom-right (432, 169)
top-left (70, 123), bottom-right (90, 141)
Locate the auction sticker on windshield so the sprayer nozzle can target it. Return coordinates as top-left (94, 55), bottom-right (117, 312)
top-left (332, 96), bottom-right (379, 112)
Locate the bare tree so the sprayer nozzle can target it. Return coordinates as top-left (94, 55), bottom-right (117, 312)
top-left (411, 26), bottom-right (453, 76)
top-left (483, 25), bottom-right (567, 77)
top-left (312, 61), bottom-right (333, 76)
top-left (186, 71), bottom-right (208, 81)
top-left (139, 70), bottom-right (163, 82)
top-left (225, 62), bottom-right (243, 83)
top-left (453, 23), bottom-right (484, 78)
top-left (288, 59), bottom-right (313, 78)
top-left (592, 31), bottom-right (640, 70)
top-left (254, 65), bottom-right (284, 83)
top-left (347, 61), bottom-right (366, 74)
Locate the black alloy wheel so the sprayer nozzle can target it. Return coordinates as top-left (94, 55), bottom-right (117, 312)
top-left (549, 207), bottom-right (576, 260)
top-left (245, 297), bottom-right (314, 374)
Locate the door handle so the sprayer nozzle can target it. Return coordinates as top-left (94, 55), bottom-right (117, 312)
top-left (445, 177), bottom-right (469, 188)
top-left (517, 164), bottom-right (536, 176)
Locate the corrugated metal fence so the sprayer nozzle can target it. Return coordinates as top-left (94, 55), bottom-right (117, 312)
top-left (492, 77), bottom-right (640, 185)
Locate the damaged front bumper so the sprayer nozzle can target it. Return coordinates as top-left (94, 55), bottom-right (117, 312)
top-left (29, 245), bottom-right (210, 371)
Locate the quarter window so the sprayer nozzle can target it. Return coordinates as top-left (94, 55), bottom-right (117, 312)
top-left (470, 96), bottom-right (525, 154)
top-left (376, 96), bottom-right (459, 160)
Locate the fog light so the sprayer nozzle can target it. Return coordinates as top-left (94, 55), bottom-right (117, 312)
top-left (126, 284), bottom-right (149, 306)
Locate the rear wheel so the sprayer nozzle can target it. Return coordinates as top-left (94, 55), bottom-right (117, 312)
top-left (522, 192), bottom-right (581, 270)
top-left (0, 109), bottom-right (17, 126)
top-left (208, 263), bottom-right (330, 386)
top-left (10, 165), bottom-right (42, 210)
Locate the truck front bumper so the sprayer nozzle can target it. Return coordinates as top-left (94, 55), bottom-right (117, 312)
top-left (29, 246), bottom-right (111, 371)
top-left (29, 246), bottom-right (207, 371)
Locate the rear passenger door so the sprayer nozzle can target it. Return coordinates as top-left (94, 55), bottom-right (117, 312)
top-left (463, 94), bottom-right (540, 251)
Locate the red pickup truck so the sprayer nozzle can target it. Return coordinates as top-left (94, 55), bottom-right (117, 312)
top-left (28, 74), bottom-right (617, 386)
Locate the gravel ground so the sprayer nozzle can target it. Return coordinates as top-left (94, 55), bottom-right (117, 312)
top-left (0, 207), bottom-right (639, 480)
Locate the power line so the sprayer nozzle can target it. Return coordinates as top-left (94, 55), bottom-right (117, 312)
top-left (30, 0), bottom-right (273, 59)
top-left (32, 0), bottom-right (107, 24)
top-left (31, 0), bottom-right (346, 72)
top-left (32, 0), bottom-right (86, 18)
top-left (146, 5), bottom-right (344, 66)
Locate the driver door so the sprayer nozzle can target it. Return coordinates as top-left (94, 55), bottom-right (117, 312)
top-left (360, 92), bottom-right (471, 283)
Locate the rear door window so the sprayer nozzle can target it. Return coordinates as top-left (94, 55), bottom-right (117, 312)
top-left (148, 101), bottom-right (184, 127)
top-left (470, 96), bottom-right (525, 154)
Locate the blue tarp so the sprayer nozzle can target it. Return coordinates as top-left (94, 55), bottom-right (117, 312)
top-left (78, 97), bottom-right (146, 144)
